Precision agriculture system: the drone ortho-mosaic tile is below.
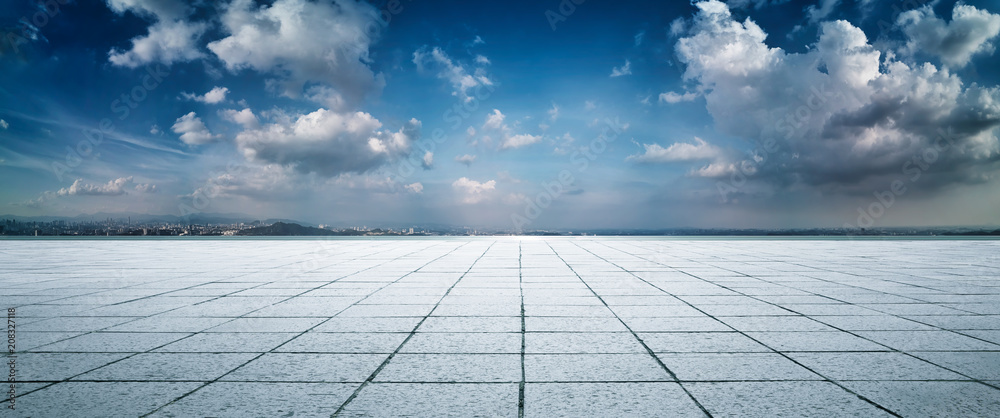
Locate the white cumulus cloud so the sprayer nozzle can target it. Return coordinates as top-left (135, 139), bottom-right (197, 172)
top-left (172, 112), bottom-right (220, 145)
top-left (208, 0), bottom-right (386, 111)
top-left (220, 108), bottom-right (259, 128)
top-left (627, 137), bottom-right (725, 163)
top-left (672, 0), bottom-right (1000, 191)
top-left (452, 177), bottom-right (496, 204)
top-left (422, 151), bottom-right (434, 169)
top-left (182, 86), bottom-right (229, 104)
top-left (501, 134), bottom-right (543, 150)
top-left (234, 108), bottom-right (420, 177)
top-left (898, 3), bottom-right (1000, 68)
top-left (57, 176), bottom-right (156, 196)
top-left (659, 91), bottom-right (699, 104)
top-left (455, 154), bottom-right (477, 166)
top-left (106, 0), bottom-right (207, 68)
top-left (482, 109), bottom-right (543, 150)
top-left (484, 109), bottom-right (506, 130)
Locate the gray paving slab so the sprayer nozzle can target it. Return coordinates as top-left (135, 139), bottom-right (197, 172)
top-left (657, 353), bottom-right (822, 381)
top-left (151, 382), bottom-right (358, 417)
top-left (312, 317), bottom-right (423, 333)
top-left (686, 381), bottom-right (896, 417)
top-left (3, 238), bottom-right (999, 416)
top-left (77, 353), bottom-right (257, 381)
top-left (153, 332), bottom-right (297, 353)
top-left (524, 354), bottom-right (671, 382)
top-left (338, 383), bottom-right (518, 417)
top-left (8, 382), bottom-right (202, 417)
top-left (416, 316), bottom-right (521, 333)
top-left (855, 330), bottom-right (1000, 351)
top-left (640, 332), bottom-right (772, 353)
top-left (525, 332), bottom-right (646, 354)
top-left (277, 332), bottom-right (409, 353)
top-left (745, 331), bottom-right (889, 352)
top-left (31, 332), bottom-right (191, 353)
top-left (400, 332), bottom-right (521, 353)
top-left (375, 354), bottom-right (521, 382)
top-left (787, 352), bottom-right (968, 381)
top-left (909, 351), bottom-right (1000, 380)
top-left (524, 382), bottom-right (705, 417)
top-left (842, 381), bottom-right (1000, 417)
top-left (220, 353), bottom-right (387, 382)
top-left (15, 353), bottom-right (129, 381)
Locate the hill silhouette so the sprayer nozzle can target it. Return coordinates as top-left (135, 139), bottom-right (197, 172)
top-left (237, 222), bottom-right (361, 236)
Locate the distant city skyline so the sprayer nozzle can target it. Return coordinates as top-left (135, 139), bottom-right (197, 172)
top-left (2, 0), bottom-right (999, 230)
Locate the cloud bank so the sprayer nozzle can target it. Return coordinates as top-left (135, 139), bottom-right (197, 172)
top-left (673, 0), bottom-right (1000, 194)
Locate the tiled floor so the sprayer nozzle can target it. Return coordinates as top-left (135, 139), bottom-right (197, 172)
top-left (2, 238), bottom-right (999, 417)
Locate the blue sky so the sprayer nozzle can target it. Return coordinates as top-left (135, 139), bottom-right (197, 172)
top-left (1, 0), bottom-right (999, 229)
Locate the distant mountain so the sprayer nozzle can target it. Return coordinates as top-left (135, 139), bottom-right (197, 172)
top-left (0, 212), bottom-right (314, 227)
top-left (237, 222), bottom-right (363, 236)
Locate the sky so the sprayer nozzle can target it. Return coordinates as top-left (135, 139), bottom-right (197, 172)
top-left (1, 0), bottom-right (999, 230)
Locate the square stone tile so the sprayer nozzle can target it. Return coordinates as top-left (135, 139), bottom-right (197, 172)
top-left (687, 381), bottom-right (894, 417)
top-left (525, 317), bottom-right (628, 332)
top-left (11, 382), bottom-right (201, 417)
top-left (719, 316), bottom-right (837, 332)
top-left (781, 304), bottom-right (882, 316)
top-left (32, 332), bottom-right (190, 353)
top-left (277, 333), bottom-right (409, 353)
top-left (14, 332), bottom-right (86, 351)
top-left (400, 333), bottom-right (520, 353)
top-left (151, 382), bottom-right (358, 417)
top-left (525, 383), bottom-right (704, 417)
top-left (154, 333), bottom-right (296, 353)
top-left (746, 331), bottom-right (888, 352)
top-left (960, 330), bottom-right (1000, 345)
top-left (788, 352), bottom-right (967, 380)
top-left (433, 304), bottom-right (521, 316)
top-left (862, 304), bottom-right (966, 316)
top-left (246, 298), bottom-right (358, 317)
top-left (525, 332), bottom-right (645, 354)
top-left (525, 304), bottom-right (615, 317)
top-left (855, 331), bottom-right (1000, 351)
top-left (80, 303), bottom-right (184, 317)
top-left (206, 317), bottom-right (326, 333)
top-left (696, 303), bottom-right (795, 316)
top-left (525, 354), bottom-right (670, 382)
top-left (607, 305), bottom-right (706, 317)
top-left (312, 317), bottom-right (423, 332)
top-left (2, 382), bottom-right (50, 402)
top-left (78, 353), bottom-right (256, 381)
top-left (910, 352), bottom-right (1000, 380)
top-left (417, 316), bottom-right (521, 333)
top-left (624, 317), bottom-right (731, 332)
top-left (338, 304), bottom-right (436, 317)
top-left (375, 354), bottom-right (520, 382)
top-left (15, 353), bottom-right (129, 381)
top-left (640, 332), bottom-right (771, 353)
top-left (843, 381), bottom-right (1000, 417)
top-left (104, 316), bottom-right (232, 333)
top-left (904, 315), bottom-right (1000, 330)
top-left (222, 353), bottom-right (387, 382)
top-left (338, 383), bottom-right (518, 417)
top-left (21, 316), bottom-right (139, 333)
top-left (812, 315), bottom-right (937, 331)
top-left (657, 353), bottom-right (821, 381)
